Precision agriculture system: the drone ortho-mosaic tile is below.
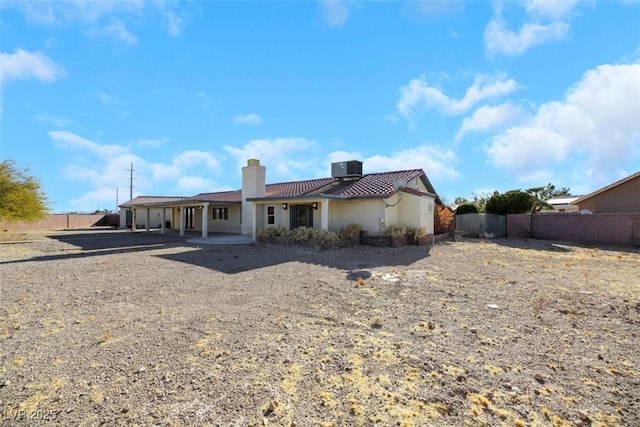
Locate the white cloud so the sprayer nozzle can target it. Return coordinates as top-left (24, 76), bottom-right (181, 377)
top-left (525, 0), bottom-right (579, 19)
top-left (49, 130), bottom-right (128, 158)
top-left (0, 49), bottom-right (66, 84)
top-left (136, 138), bottom-right (165, 148)
top-left (484, 1), bottom-right (578, 56)
top-left (50, 130), bottom-right (226, 210)
top-left (398, 73), bottom-right (519, 118)
top-left (487, 63), bottom-right (640, 183)
top-left (363, 145), bottom-right (459, 182)
top-left (101, 20), bottom-right (138, 45)
top-left (17, 0), bottom-right (144, 25)
top-left (233, 113), bottom-right (264, 125)
top-left (484, 17), bottom-right (568, 56)
top-left (167, 11), bottom-right (183, 37)
top-left (319, 0), bottom-right (350, 27)
top-left (11, 1), bottom-right (188, 41)
top-left (224, 137), bottom-right (318, 178)
top-left (97, 92), bottom-right (119, 105)
top-left (455, 103), bottom-right (522, 141)
top-left (172, 150), bottom-right (220, 171)
top-left (177, 176), bottom-right (214, 192)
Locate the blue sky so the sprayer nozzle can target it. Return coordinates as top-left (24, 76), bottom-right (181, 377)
top-left (1, 0), bottom-right (639, 213)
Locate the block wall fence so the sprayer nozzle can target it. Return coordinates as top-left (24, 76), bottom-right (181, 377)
top-left (0, 214), bottom-right (118, 232)
top-left (506, 213), bottom-right (640, 247)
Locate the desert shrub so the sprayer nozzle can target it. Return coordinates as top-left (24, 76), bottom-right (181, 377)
top-left (340, 223), bottom-right (363, 242)
top-left (407, 227), bottom-right (427, 240)
top-left (435, 205), bottom-right (454, 234)
top-left (257, 226), bottom-right (288, 239)
top-left (314, 229), bottom-right (340, 242)
top-left (456, 203), bottom-right (478, 215)
top-left (290, 226), bottom-right (313, 241)
top-left (384, 225), bottom-right (407, 238)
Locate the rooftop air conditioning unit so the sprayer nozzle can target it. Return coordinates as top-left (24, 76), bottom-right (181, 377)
top-left (331, 160), bottom-right (363, 178)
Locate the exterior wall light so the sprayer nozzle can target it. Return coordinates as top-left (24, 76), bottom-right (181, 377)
top-left (312, 202), bottom-right (318, 209)
top-left (282, 203), bottom-right (288, 210)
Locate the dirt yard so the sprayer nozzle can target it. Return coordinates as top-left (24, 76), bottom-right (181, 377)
top-left (1, 230), bottom-right (638, 426)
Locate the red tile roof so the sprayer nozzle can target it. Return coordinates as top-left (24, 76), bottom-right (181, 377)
top-left (265, 178), bottom-right (335, 198)
top-left (122, 169), bottom-right (438, 207)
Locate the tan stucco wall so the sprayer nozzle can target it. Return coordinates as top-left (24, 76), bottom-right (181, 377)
top-left (577, 176), bottom-right (640, 213)
top-left (384, 192), bottom-right (435, 235)
top-left (329, 199), bottom-right (386, 235)
top-left (130, 207), bottom-right (172, 229)
top-left (207, 205), bottom-right (242, 233)
top-left (397, 193), bottom-right (434, 234)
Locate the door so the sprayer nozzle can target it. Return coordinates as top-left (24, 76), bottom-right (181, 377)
top-left (291, 205), bottom-right (313, 228)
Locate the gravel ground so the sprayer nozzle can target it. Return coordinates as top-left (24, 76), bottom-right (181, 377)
top-left (1, 230), bottom-right (639, 426)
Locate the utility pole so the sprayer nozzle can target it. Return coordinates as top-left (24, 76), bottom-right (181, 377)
top-left (116, 187), bottom-right (119, 212)
top-left (128, 163), bottom-right (135, 201)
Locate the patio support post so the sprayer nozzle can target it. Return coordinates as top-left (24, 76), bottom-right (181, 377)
top-left (251, 203), bottom-right (258, 241)
top-left (132, 209), bottom-right (137, 232)
top-left (321, 199), bottom-right (329, 231)
top-left (201, 202), bottom-right (209, 238)
top-left (161, 207), bottom-right (166, 235)
top-left (145, 208), bottom-right (150, 232)
top-left (179, 207), bottom-right (185, 236)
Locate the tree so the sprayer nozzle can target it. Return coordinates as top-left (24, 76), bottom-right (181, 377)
top-left (455, 203), bottom-right (478, 215)
top-left (0, 160), bottom-right (49, 222)
top-left (526, 183), bottom-right (571, 202)
top-left (485, 190), bottom-right (536, 215)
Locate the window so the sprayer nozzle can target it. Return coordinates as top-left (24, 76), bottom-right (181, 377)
top-left (213, 207), bottom-right (229, 220)
top-left (267, 206), bottom-right (275, 225)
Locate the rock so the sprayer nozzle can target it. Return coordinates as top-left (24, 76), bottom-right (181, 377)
top-left (534, 373), bottom-right (545, 384)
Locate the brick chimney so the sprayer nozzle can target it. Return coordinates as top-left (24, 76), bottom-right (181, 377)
top-left (241, 159), bottom-right (266, 236)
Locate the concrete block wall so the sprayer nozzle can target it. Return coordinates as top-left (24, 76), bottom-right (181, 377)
top-left (0, 214), bottom-right (108, 232)
top-left (507, 213), bottom-right (639, 246)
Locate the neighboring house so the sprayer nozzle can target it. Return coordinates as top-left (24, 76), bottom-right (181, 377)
top-left (119, 159), bottom-right (440, 240)
top-left (571, 171), bottom-right (640, 213)
top-left (546, 197), bottom-right (581, 213)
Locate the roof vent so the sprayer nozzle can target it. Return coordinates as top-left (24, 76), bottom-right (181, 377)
top-left (331, 160), bottom-right (363, 178)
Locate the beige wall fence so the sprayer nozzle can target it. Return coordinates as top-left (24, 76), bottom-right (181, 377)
top-left (507, 213), bottom-right (640, 247)
top-left (0, 214), bottom-right (119, 232)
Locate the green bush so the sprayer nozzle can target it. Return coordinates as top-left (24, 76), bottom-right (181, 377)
top-left (384, 225), bottom-right (407, 238)
top-left (485, 190), bottom-right (536, 215)
top-left (456, 203), bottom-right (478, 215)
top-left (340, 223), bottom-right (363, 242)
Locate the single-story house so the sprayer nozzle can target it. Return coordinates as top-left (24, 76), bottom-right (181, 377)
top-left (546, 196), bottom-right (581, 213)
top-left (119, 159), bottom-right (441, 240)
top-left (571, 171), bottom-right (640, 213)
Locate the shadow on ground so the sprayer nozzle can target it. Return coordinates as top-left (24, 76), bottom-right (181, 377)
top-left (0, 229), bottom-right (432, 273)
top-left (157, 243), bottom-right (431, 275)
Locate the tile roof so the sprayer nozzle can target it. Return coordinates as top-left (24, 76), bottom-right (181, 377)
top-left (265, 178), bottom-right (335, 198)
top-left (185, 190), bottom-right (242, 203)
top-left (322, 170), bottom-right (425, 198)
top-left (119, 196), bottom-right (187, 208)
top-left (122, 169), bottom-right (438, 207)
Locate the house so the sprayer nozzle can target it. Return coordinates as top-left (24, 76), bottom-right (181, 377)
top-left (546, 196), bottom-right (581, 213)
top-left (571, 171), bottom-right (640, 213)
top-left (119, 196), bottom-right (187, 229)
top-left (119, 159), bottom-right (440, 240)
